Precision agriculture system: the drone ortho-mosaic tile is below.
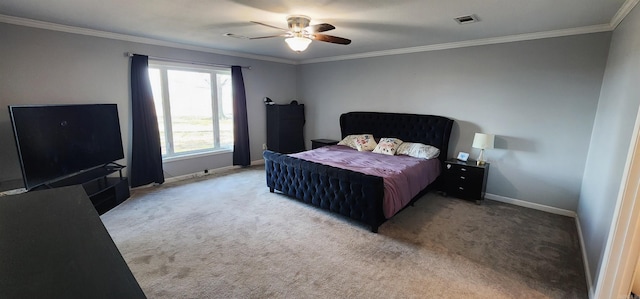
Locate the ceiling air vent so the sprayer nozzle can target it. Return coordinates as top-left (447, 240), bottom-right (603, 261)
top-left (454, 14), bottom-right (479, 24)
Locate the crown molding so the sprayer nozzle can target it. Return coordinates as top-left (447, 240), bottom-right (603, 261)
top-left (1, 0), bottom-right (636, 67)
top-left (610, 0), bottom-right (640, 29)
top-left (300, 23), bottom-right (612, 64)
top-left (0, 14), bottom-right (297, 65)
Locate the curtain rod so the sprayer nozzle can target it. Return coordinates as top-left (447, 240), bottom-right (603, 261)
top-left (125, 52), bottom-right (251, 70)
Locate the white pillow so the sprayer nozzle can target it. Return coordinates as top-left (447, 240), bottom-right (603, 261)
top-left (355, 135), bottom-right (377, 151)
top-left (396, 142), bottom-right (440, 159)
top-left (337, 134), bottom-right (374, 150)
top-left (373, 138), bottom-right (403, 155)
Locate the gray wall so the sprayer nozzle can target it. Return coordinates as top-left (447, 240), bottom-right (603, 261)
top-left (0, 23), bottom-right (297, 185)
top-left (579, 4), bottom-right (640, 292)
top-left (299, 33), bottom-right (611, 211)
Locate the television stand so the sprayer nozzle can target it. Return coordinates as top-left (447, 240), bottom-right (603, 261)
top-left (35, 164), bottom-right (130, 215)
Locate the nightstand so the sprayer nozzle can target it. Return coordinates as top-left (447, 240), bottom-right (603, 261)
top-left (443, 159), bottom-right (489, 204)
top-left (311, 139), bottom-right (339, 149)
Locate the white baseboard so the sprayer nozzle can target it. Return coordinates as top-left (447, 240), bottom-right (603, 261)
top-left (252, 159), bottom-right (266, 166)
top-left (575, 215), bottom-right (595, 299)
top-left (485, 193), bottom-right (577, 217)
top-left (146, 159), bottom-right (265, 186)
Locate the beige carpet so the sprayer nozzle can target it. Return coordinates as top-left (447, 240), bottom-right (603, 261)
top-left (101, 166), bottom-right (587, 298)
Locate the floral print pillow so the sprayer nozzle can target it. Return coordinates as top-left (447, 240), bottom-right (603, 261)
top-left (355, 135), bottom-right (377, 151)
top-left (373, 138), bottom-right (403, 155)
top-left (337, 134), bottom-right (374, 150)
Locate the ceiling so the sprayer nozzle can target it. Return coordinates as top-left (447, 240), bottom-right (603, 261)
top-left (0, 0), bottom-right (633, 63)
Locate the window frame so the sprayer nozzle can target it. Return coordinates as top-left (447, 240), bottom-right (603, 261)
top-left (148, 60), bottom-right (233, 160)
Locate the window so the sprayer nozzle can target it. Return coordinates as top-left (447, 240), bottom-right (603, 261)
top-left (148, 61), bottom-right (233, 159)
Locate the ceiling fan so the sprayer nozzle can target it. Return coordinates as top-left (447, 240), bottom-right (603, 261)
top-left (225, 15), bottom-right (351, 52)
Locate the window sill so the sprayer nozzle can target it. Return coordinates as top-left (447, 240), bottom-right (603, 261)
top-left (162, 149), bottom-right (233, 163)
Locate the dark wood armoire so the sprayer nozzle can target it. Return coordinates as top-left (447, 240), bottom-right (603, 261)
top-left (266, 102), bottom-right (305, 153)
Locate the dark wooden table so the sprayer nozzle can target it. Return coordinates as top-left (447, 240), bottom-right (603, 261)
top-left (0, 185), bottom-right (146, 298)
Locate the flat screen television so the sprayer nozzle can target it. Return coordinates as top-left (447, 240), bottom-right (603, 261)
top-left (8, 104), bottom-right (125, 191)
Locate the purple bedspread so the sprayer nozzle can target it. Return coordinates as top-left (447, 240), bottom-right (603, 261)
top-left (290, 145), bottom-right (441, 218)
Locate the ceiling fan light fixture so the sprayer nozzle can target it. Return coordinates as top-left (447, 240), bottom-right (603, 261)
top-left (285, 36), bottom-right (312, 52)
top-left (244, 15), bottom-right (349, 52)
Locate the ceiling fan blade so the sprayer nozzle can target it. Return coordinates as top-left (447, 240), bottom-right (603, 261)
top-left (250, 21), bottom-right (288, 32)
top-left (306, 23), bottom-right (335, 33)
top-left (249, 34), bottom-right (289, 40)
top-left (311, 33), bottom-right (351, 45)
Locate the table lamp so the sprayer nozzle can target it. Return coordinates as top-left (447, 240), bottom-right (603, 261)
top-left (472, 133), bottom-right (494, 165)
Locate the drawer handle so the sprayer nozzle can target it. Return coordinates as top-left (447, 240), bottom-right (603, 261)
top-left (458, 187), bottom-right (464, 190)
top-left (461, 168), bottom-right (467, 171)
top-left (460, 176), bottom-right (466, 180)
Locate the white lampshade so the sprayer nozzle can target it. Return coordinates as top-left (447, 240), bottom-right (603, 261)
top-left (285, 37), bottom-right (312, 52)
top-left (472, 133), bottom-right (495, 150)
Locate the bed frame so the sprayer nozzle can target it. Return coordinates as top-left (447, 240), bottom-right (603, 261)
top-left (263, 111), bottom-right (454, 232)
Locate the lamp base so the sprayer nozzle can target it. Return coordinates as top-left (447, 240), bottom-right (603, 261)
top-left (476, 149), bottom-right (486, 166)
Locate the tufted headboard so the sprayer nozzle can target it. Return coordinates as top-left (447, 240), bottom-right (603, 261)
top-left (340, 112), bottom-right (454, 163)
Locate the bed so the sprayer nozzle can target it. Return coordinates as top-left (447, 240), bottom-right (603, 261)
top-left (263, 111), bottom-right (454, 232)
